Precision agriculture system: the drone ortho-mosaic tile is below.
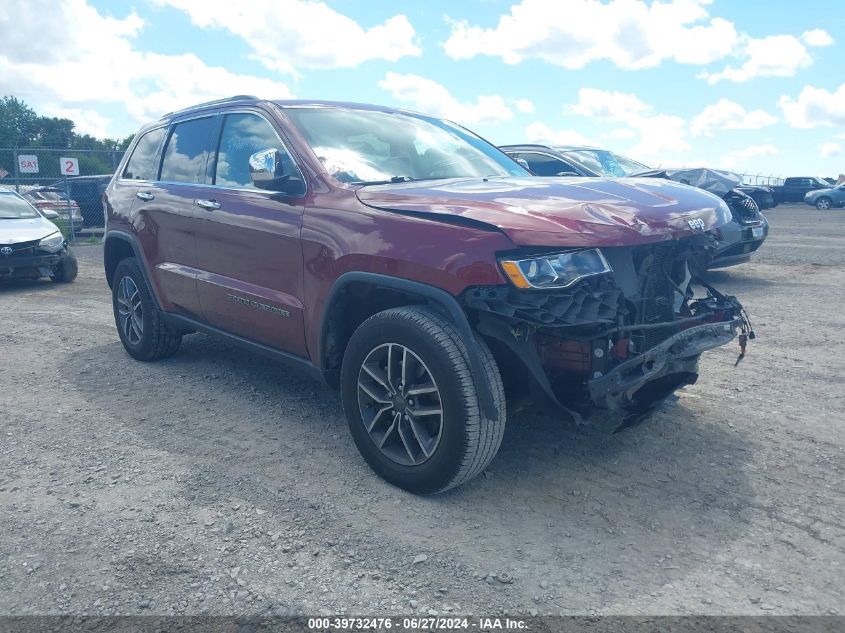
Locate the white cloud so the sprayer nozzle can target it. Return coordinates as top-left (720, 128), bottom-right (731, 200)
top-left (514, 98), bottom-right (535, 114)
top-left (690, 99), bottom-right (777, 137)
top-left (563, 88), bottom-right (689, 158)
top-left (802, 29), bottom-right (834, 47)
top-left (821, 143), bottom-right (841, 158)
top-left (524, 122), bottom-right (594, 146)
top-left (719, 144), bottom-right (779, 169)
top-left (700, 34), bottom-right (813, 83)
top-left (154, 0), bottom-right (420, 75)
top-left (443, 0), bottom-right (738, 70)
top-left (377, 72), bottom-right (513, 126)
top-left (0, 0), bottom-right (294, 136)
top-left (779, 83), bottom-right (845, 128)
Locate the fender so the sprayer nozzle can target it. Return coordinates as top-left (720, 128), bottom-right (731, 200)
top-left (103, 230), bottom-right (162, 310)
top-left (320, 271), bottom-right (499, 421)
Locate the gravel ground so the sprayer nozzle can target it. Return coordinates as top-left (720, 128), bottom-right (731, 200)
top-left (1, 204), bottom-right (843, 617)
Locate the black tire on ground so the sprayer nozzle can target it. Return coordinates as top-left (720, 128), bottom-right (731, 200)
top-left (816, 197), bottom-right (832, 210)
top-left (111, 257), bottom-right (181, 361)
top-left (51, 252), bottom-right (78, 283)
top-left (340, 305), bottom-right (506, 494)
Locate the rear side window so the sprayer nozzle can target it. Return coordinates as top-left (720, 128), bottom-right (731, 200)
top-left (518, 152), bottom-right (575, 177)
top-left (213, 112), bottom-right (302, 189)
top-left (123, 127), bottom-right (165, 181)
top-left (160, 117), bottom-right (215, 184)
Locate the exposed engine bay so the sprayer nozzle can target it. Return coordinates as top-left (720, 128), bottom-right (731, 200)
top-left (462, 235), bottom-right (753, 431)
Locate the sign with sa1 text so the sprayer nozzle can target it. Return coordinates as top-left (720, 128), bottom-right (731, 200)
top-left (60, 157), bottom-right (79, 176)
top-left (18, 155), bottom-right (39, 173)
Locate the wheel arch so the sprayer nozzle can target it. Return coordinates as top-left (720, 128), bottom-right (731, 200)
top-left (319, 272), bottom-right (499, 421)
top-left (103, 230), bottom-right (161, 309)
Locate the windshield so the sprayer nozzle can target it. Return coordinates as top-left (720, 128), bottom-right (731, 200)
top-left (0, 193), bottom-right (40, 219)
top-left (284, 107), bottom-right (529, 184)
top-left (557, 148), bottom-right (651, 177)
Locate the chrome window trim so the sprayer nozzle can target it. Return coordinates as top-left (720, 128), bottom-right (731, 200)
top-left (209, 107), bottom-right (307, 198)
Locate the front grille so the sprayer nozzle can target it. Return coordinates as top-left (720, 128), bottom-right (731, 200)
top-left (725, 192), bottom-right (759, 223)
top-left (0, 239), bottom-right (40, 259)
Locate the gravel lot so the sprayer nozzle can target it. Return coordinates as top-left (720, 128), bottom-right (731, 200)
top-left (1, 203), bottom-right (843, 617)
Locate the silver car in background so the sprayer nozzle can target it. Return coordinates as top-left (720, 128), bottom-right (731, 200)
top-left (501, 144), bottom-right (769, 271)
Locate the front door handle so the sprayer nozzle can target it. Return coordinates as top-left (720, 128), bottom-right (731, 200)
top-left (196, 199), bottom-right (220, 211)
top-left (135, 192), bottom-right (154, 202)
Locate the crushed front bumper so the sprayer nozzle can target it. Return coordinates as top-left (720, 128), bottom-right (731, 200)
top-left (0, 252), bottom-right (65, 279)
top-left (587, 318), bottom-right (741, 410)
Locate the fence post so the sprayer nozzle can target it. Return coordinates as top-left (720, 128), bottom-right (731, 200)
top-left (13, 148), bottom-right (19, 193)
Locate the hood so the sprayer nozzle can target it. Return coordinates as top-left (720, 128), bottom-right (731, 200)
top-left (0, 216), bottom-right (61, 244)
top-left (356, 176), bottom-right (731, 247)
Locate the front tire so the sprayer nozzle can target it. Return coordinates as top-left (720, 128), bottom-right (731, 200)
top-left (51, 252), bottom-right (78, 283)
top-left (112, 257), bottom-right (181, 361)
top-left (341, 306), bottom-right (505, 494)
top-left (816, 197), bottom-right (832, 210)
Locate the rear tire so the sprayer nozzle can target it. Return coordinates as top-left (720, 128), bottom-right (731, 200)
top-left (51, 252), bottom-right (78, 283)
top-left (341, 305), bottom-right (505, 494)
top-left (112, 257), bottom-right (181, 361)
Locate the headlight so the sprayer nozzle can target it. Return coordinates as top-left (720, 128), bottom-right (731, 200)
top-left (38, 231), bottom-right (65, 253)
top-left (499, 248), bottom-right (612, 289)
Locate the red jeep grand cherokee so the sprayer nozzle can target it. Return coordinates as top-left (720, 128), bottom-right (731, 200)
top-left (104, 97), bottom-right (750, 494)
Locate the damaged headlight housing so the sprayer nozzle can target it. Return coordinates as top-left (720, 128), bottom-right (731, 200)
top-left (38, 231), bottom-right (66, 253)
top-left (499, 248), bottom-right (612, 289)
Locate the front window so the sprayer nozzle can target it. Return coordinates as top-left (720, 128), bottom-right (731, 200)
top-left (0, 193), bottom-right (40, 219)
top-left (557, 148), bottom-right (650, 177)
top-left (283, 107), bottom-right (528, 184)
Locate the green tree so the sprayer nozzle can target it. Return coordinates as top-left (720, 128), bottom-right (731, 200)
top-left (0, 96), bottom-right (37, 146)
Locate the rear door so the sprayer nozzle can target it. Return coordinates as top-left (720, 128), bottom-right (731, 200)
top-left (130, 115), bottom-right (217, 317)
top-left (192, 109), bottom-right (308, 356)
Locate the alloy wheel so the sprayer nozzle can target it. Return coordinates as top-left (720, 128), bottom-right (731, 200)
top-left (116, 275), bottom-right (144, 345)
top-left (356, 343), bottom-right (443, 466)
top-left (817, 198), bottom-right (831, 210)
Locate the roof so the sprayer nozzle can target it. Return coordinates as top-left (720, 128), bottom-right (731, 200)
top-left (161, 96), bottom-right (424, 121)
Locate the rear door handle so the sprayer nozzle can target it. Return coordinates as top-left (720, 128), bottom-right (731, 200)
top-left (135, 192), bottom-right (154, 201)
top-left (196, 199), bottom-right (220, 211)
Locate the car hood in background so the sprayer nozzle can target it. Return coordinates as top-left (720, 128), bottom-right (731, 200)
top-left (357, 176), bottom-right (731, 247)
top-left (0, 217), bottom-right (60, 244)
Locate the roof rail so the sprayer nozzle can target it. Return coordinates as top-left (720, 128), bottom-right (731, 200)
top-left (161, 95), bottom-right (258, 119)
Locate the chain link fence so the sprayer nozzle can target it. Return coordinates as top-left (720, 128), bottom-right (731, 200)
top-left (0, 147), bottom-right (125, 239)
top-left (737, 173), bottom-right (784, 186)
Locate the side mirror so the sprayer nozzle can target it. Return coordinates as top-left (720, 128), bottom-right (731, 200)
top-left (249, 148), bottom-right (286, 190)
top-left (248, 148), bottom-right (305, 195)
top-left (555, 171), bottom-right (580, 177)
top-left (42, 209), bottom-right (59, 220)
top-left (514, 157), bottom-right (531, 171)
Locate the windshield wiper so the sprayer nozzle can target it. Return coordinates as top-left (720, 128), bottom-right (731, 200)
top-left (351, 176), bottom-right (417, 186)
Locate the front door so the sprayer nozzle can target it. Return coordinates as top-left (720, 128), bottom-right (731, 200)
top-left (192, 111), bottom-right (308, 357)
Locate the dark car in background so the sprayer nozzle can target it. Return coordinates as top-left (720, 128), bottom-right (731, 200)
top-left (501, 144), bottom-right (768, 271)
top-left (772, 177), bottom-right (831, 203)
top-left (103, 97), bottom-right (751, 494)
top-left (51, 174), bottom-right (111, 228)
top-left (494, 144), bottom-right (597, 177)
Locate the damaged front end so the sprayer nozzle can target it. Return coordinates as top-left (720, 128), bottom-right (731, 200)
top-left (461, 235), bottom-right (753, 431)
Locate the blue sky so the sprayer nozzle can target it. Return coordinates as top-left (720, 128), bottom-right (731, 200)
top-left (2, 0), bottom-right (843, 177)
